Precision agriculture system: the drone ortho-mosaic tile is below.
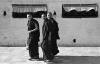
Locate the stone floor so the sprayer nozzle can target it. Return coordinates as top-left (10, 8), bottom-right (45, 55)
top-left (0, 47), bottom-right (100, 64)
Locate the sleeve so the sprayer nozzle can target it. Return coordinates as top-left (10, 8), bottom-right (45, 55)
top-left (53, 19), bottom-right (60, 39)
top-left (27, 21), bottom-right (31, 31)
top-left (42, 22), bottom-right (49, 40)
top-left (34, 20), bottom-right (39, 31)
top-left (56, 23), bottom-right (60, 39)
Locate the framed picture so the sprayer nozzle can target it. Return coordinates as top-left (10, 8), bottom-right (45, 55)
top-left (62, 4), bottom-right (98, 18)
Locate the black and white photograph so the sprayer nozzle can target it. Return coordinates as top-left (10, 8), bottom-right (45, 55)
top-left (0, 0), bottom-right (100, 64)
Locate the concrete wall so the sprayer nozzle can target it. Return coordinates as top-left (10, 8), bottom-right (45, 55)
top-left (0, 0), bottom-right (100, 46)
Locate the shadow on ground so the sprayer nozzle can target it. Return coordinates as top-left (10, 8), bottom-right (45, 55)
top-left (46, 56), bottom-right (100, 64)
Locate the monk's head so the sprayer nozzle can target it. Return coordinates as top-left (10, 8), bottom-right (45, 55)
top-left (41, 14), bottom-right (46, 20)
top-left (27, 13), bottom-right (32, 20)
top-left (47, 12), bottom-right (52, 19)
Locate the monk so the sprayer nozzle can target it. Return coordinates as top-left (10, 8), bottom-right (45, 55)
top-left (41, 12), bottom-right (60, 62)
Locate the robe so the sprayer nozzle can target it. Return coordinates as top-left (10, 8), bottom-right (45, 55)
top-left (41, 18), bottom-right (60, 60)
top-left (50, 18), bottom-right (60, 55)
top-left (27, 18), bottom-right (40, 58)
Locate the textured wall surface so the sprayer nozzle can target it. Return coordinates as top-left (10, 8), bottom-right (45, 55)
top-left (0, 0), bottom-right (100, 46)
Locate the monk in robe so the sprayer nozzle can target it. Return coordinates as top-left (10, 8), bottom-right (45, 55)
top-left (41, 12), bottom-right (60, 62)
top-left (27, 13), bottom-right (40, 61)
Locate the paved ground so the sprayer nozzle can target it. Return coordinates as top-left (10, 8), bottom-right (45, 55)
top-left (0, 47), bottom-right (100, 64)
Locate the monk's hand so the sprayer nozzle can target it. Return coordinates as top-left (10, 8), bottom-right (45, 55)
top-left (31, 30), bottom-right (35, 32)
top-left (28, 30), bottom-right (32, 33)
top-left (28, 29), bottom-right (36, 33)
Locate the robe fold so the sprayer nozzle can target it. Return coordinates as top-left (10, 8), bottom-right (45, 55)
top-left (41, 18), bottom-right (60, 60)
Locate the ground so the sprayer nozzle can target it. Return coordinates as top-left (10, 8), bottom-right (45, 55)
top-left (0, 47), bottom-right (100, 64)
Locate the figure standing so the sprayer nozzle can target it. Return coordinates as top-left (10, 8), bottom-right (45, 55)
top-left (46, 12), bottom-right (60, 56)
top-left (41, 12), bottom-right (60, 62)
top-left (27, 13), bottom-right (40, 60)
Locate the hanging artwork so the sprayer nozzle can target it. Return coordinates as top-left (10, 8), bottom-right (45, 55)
top-left (62, 4), bottom-right (98, 18)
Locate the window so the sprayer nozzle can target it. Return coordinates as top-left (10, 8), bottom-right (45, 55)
top-left (62, 4), bottom-right (98, 18)
top-left (81, 4), bottom-right (98, 18)
top-left (12, 4), bottom-right (47, 18)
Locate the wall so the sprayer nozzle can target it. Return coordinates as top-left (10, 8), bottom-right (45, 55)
top-left (0, 0), bottom-right (100, 46)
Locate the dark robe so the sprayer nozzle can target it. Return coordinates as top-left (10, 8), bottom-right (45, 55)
top-left (27, 18), bottom-right (40, 58)
top-left (50, 18), bottom-right (60, 55)
top-left (41, 18), bottom-right (60, 60)
top-left (41, 19), bottom-right (54, 60)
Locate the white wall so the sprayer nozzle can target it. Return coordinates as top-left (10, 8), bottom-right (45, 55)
top-left (0, 0), bottom-right (100, 46)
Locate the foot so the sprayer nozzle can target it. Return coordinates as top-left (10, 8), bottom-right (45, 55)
top-left (44, 60), bottom-right (51, 62)
top-left (29, 58), bottom-right (39, 61)
top-left (26, 46), bottom-right (29, 50)
top-left (53, 50), bottom-right (59, 55)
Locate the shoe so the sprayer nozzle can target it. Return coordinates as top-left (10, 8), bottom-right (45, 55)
top-left (34, 56), bottom-right (39, 59)
top-left (53, 50), bottom-right (59, 55)
top-left (29, 58), bottom-right (39, 61)
top-left (26, 46), bottom-right (29, 50)
top-left (44, 60), bottom-right (51, 62)
top-left (26, 47), bottom-right (29, 50)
